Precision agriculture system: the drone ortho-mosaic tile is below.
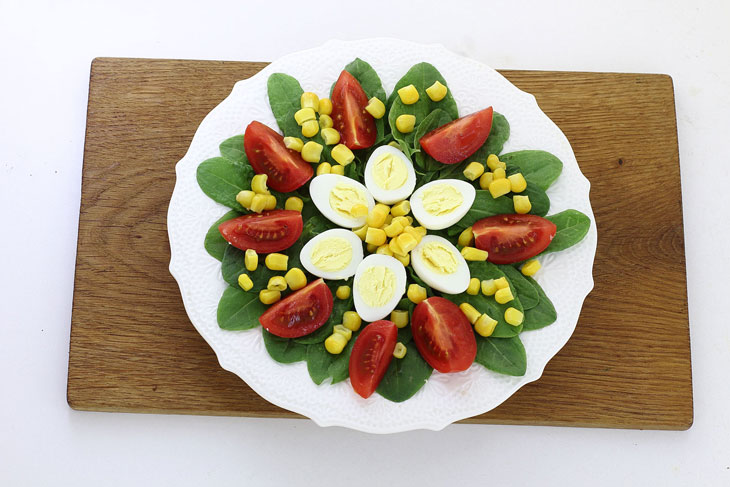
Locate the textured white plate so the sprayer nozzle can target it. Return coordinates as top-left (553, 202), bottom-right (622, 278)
top-left (167, 38), bottom-right (597, 434)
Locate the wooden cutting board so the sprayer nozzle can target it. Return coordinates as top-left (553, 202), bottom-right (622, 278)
top-left (67, 57), bottom-right (692, 429)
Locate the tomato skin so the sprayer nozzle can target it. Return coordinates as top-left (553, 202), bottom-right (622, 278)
top-left (259, 279), bottom-right (334, 338)
top-left (243, 121), bottom-right (313, 192)
top-left (218, 210), bottom-right (303, 254)
top-left (419, 107), bottom-right (494, 165)
top-left (411, 297), bottom-right (477, 373)
top-left (331, 70), bottom-right (377, 150)
top-left (349, 320), bottom-right (398, 398)
top-left (472, 214), bottom-right (557, 265)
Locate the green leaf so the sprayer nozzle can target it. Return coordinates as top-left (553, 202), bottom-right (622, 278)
top-left (327, 331), bottom-right (359, 384)
top-left (262, 330), bottom-right (308, 364)
top-left (522, 276), bottom-right (557, 331)
top-left (376, 348), bottom-right (433, 402)
top-left (448, 190), bottom-right (514, 236)
top-left (475, 335), bottom-right (526, 376)
top-left (196, 157), bottom-right (253, 211)
top-left (204, 210), bottom-right (241, 261)
top-left (219, 135), bottom-right (247, 164)
top-left (217, 286), bottom-right (267, 331)
top-left (544, 209), bottom-right (591, 254)
top-left (221, 245), bottom-right (277, 289)
top-left (499, 150), bottom-right (563, 191)
top-left (306, 344), bottom-right (336, 385)
top-left (500, 265), bottom-right (539, 310)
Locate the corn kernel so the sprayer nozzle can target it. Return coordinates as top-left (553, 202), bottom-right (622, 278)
top-left (333, 324), bottom-right (352, 341)
top-left (393, 252), bottom-right (410, 266)
top-left (505, 307), bottom-right (524, 326)
top-left (331, 144), bottom-right (355, 166)
top-left (351, 204), bottom-right (369, 218)
top-left (236, 190), bottom-right (255, 209)
top-left (479, 172), bottom-right (494, 190)
top-left (330, 164), bottom-right (345, 175)
top-left (336, 285), bottom-right (351, 300)
top-left (407, 284), bottom-right (427, 304)
top-left (263, 194), bottom-right (277, 210)
top-left (250, 194), bottom-right (267, 213)
top-left (406, 216), bottom-right (414, 225)
top-left (301, 120), bottom-right (319, 138)
top-left (488, 178), bottom-right (511, 198)
top-left (384, 220), bottom-right (405, 238)
top-left (321, 127), bottom-right (340, 145)
top-left (319, 114), bottom-right (334, 129)
top-left (267, 276), bottom-right (287, 292)
top-left (285, 196), bottom-right (304, 212)
top-left (495, 287), bottom-right (514, 304)
top-left (486, 154), bottom-right (503, 171)
top-left (458, 226), bottom-right (474, 247)
top-left (392, 342), bottom-right (407, 359)
top-left (318, 98), bottom-right (333, 115)
top-left (391, 310), bottom-right (409, 328)
top-left (413, 226), bottom-right (427, 237)
top-left (300, 92), bottom-right (319, 111)
top-left (384, 214), bottom-right (393, 226)
top-left (301, 141), bottom-right (323, 163)
top-left (343, 311), bottom-right (362, 331)
top-left (389, 237), bottom-right (406, 256)
top-left (366, 243), bottom-right (378, 253)
top-left (395, 114), bottom-right (416, 133)
top-left (494, 277), bottom-right (509, 289)
top-left (365, 227), bottom-right (387, 246)
top-left (392, 216), bottom-right (410, 228)
top-left (459, 302), bottom-right (481, 324)
top-left (390, 200), bottom-right (411, 217)
top-left (237, 273), bottom-right (253, 292)
top-left (461, 246), bottom-right (488, 261)
top-left (398, 84), bottom-right (419, 105)
top-left (492, 167), bottom-right (506, 180)
top-left (366, 204), bottom-right (390, 228)
top-left (316, 162), bottom-right (332, 175)
top-left (259, 289), bottom-right (281, 305)
top-left (508, 173), bottom-right (527, 193)
top-left (284, 136), bottom-right (304, 152)
top-left (265, 253), bottom-right (288, 271)
top-left (376, 244), bottom-right (394, 256)
top-left (402, 226), bottom-right (422, 243)
top-left (294, 107), bottom-right (316, 125)
top-left (474, 313), bottom-right (498, 337)
top-left (481, 279), bottom-right (497, 296)
top-left (521, 259), bottom-right (541, 277)
top-left (467, 278), bottom-right (481, 295)
top-left (245, 249), bottom-right (258, 272)
top-left (352, 225), bottom-right (368, 240)
top-left (284, 268), bottom-right (307, 291)
top-left (365, 97), bottom-right (386, 118)
top-left (397, 232), bottom-right (418, 253)
top-left (463, 161), bottom-right (485, 181)
top-left (388, 141), bottom-right (401, 149)
top-left (425, 80), bottom-right (448, 102)
top-left (324, 333), bottom-right (347, 354)
top-left (514, 195), bottom-right (532, 214)
top-left (251, 174), bottom-right (269, 194)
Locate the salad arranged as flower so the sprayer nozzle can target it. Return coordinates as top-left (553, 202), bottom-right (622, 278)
top-left (196, 58), bottom-right (591, 402)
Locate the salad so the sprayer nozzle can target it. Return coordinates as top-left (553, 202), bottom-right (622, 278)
top-left (196, 58), bottom-right (591, 402)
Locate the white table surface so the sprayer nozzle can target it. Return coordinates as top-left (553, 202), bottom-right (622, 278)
top-left (2, 0), bottom-right (729, 485)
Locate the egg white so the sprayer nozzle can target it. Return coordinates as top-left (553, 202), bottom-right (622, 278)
top-left (309, 174), bottom-right (375, 228)
top-left (352, 254), bottom-right (407, 322)
top-left (363, 145), bottom-right (417, 205)
top-left (410, 179), bottom-right (476, 230)
top-left (299, 229), bottom-right (364, 280)
top-left (410, 235), bottom-right (470, 294)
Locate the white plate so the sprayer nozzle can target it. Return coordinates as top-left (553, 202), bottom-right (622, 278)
top-left (167, 38), bottom-right (598, 433)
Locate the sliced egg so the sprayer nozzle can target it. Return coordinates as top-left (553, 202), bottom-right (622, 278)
top-left (300, 229), bottom-right (363, 280)
top-left (409, 179), bottom-right (476, 230)
top-left (309, 174), bottom-right (375, 228)
top-left (410, 235), bottom-right (470, 294)
top-left (353, 254), bottom-right (407, 322)
top-left (364, 145), bottom-right (417, 204)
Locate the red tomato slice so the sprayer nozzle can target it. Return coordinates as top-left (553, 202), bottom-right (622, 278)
top-left (243, 121), bottom-right (313, 192)
top-left (472, 214), bottom-right (557, 264)
top-left (411, 297), bottom-right (477, 373)
top-left (259, 278), bottom-right (334, 338)
top-left (218, 210), bottom-right (303, 254)
top-left (331, 70), bottom-right (377, 150)
top-left (419, 106), bottom-right (494, 165)
top-left (349, 320), bottom-right (397, 399)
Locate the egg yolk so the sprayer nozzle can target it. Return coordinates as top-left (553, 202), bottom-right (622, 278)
top-left (372, 153), bottom-right (408, 190)
top-left (329, 183), bottom-right (368, 219)
top-left (310, 237), bottom-right (352, 272)
top-left (421, 184), bottom-right (463, 216)
top-left (357, 266), bottom-right (396, 307)
top-left (420, 242), bottom-right (458, 274)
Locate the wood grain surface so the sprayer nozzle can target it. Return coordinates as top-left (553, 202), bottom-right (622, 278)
top-left (67, 58), bottom-right (692, 429)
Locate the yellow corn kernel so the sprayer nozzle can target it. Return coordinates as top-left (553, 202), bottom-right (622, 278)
top-left (351, 204), bottom-right (369, 218)
top-left (488, 178), bottom-right (511, 198)
top-left (390, 200), bottom-right (411, 217)
top-left (425, 80), bottom-right (448, 102)
top-left (301, 141), bottom-right (323, 163)
top-left (392, 342), bottom-right (407, 359)
top-left (463, 161), bottom-right (485, 181)
top-left (267, 275), bottom-right (287, 292)
top-left (366, 243), bottom-right (378, 253)
top-left (365, 97), bottom-right (386, 118)
top-left (333, 324), bottom-right (352, 341)
top-left (396, 232), bottom-right (418, 253)
top-left (383, 214), bottom-right (393, 226)
top-left (413, 226), bottom-right (427, 237)
top-left (397, 84), bottom-right (419, 105)
top-left (330, 164), bottom-right (345, 175)
top-left (393, 252), bottom-right (410, 266)
top-left (331, 144), bottom-right (355, 166)
top-left (392, 216), bottom-right (410, 228)
top-left (265, 253), bottom-right (288, 271)
top-left (263, 194), bottom-right (277, 210)
top-left (365, 227), bottom-right (387, 246)
top-left (336, 285), bottom-right (351, 300)
top-left (492, 167), bottom-right (506, 180)
top-left (251, 174), bottom-right (269, 194)
top-left (388, 141), bottom-right (401, 149)
top-left (467, 278), bottom-right (481, 295)
top-left (406, 216), bottom-right (414, 225)
top-left (495, 287), bottom-right (514, 304)
top-left (259, 289), bottom-right (281, 305)
top-left (508, 173), bottom-right (527, 193)
top-left (389, 236), bottom-right (406, 256)
top-left (250, 194), bottom-right (267, 213)
top-left (319, 113), bottom-right (334, 129)
top-left (481, 279), bottom-right (497, 296)
top-left (318, 97), bottom-right (333, 115)
top-left (459, 302), bottom-right (481, 324)
top-left (391, 310), bottom-right (409, 328)
top-left (407, 284), bottom-right (427, 304)
top-left (395, 114), bottom-right (416, 133)
top-left (245, 249), bottom-right (258, 272)
top-left (376, 244), bottom-right (394, 256)
top-left (402, 226), bottom-right (423, 243)
top-left (284, 136), bottom-right (304, 152)
top-left (300, 92), bottom-right (319, 111)
top-left (461, 246), bottom-right (488, 261)
top-left (458, 226), bottom-right (474, 247)
top-left (474, 313), bottom-right (498, 337)
top-left (514, 195), bottom-right (532, 214)
top-left (301, 120), bottom-right (319, 138)
top-left (352, 224), bottom-right (368, 240)
top-left (343, 311), bottom-right (362, 331)
top-left (285, 196), bottom-right (303, 212)
top-left (284, 268), bottom-right (307, 291)
top-left (237, 273), bottom-right (253, 292)
top-left (236, 190), bottom-right (255, 209)
top-left (321, 127), bottom-right (341, 145)
top-left (494, 277), bottom-right (509, 289)
top-left (295, 107), bottom-right (316, 125)
top-left (505, 307), bottom-right (524, 326)
top-left (316, 162), bottom-right (332, 175)
top-left (521, 259), bottom-right (541, 277)
top-left (367, 203), bottom-right (390, 228)
top-left (479, 171), bottom-right (494, 190)
top-left (486, 154), bottom-right (502, 171)
top-left (384, 220), bottom-right (405, 238)
top-left (324, 333), bottom-right (347, 354)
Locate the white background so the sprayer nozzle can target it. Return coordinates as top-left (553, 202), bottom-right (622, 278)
top-left (1, 0), bottom-right (728, 485)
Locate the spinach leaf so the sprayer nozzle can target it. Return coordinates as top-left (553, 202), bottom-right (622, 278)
top-left (306, 344), bottom-right (336, 385)
top-left (219, 135), bottom-right (247, 164)
top-left (294, 278), bottom-right (354, 345)
top-left (413, 109), bottom-right (453, 173)
top-left (544, 209), bottom-right (591, 254)
top-left (342, 58), bottom-right (388, 144)
top-left (262, 330), bottom-right (308, 364)
top-left (217, 285), bottom-right (267, 331)
top-left (376, 348), bottom-right (433, 402)
top-left (397, 325), bottom-right (413, 345)
top-left (221, 245), bottom-right (277, 289)
top-left (448, 190), bottom-right (514, 236)
top-left (204, 210), bottom-right (241, 261)
top-left (521, 276), bottom-right (557, 331)
top-left (327, 330), bottom-right (360, 384)
top-left (499, 150), bottom-right (563, 191)
top-left (500, 265), bottom-right (539, 310)
top-left (196, 157), bottom-right (253, 211)
top-left (474, 335), bottom-right (526, 376)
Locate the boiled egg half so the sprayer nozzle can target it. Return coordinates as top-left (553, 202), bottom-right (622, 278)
top-left (353, 254), bottom-right (407, 322)
top-left (410, 235), bottom-right (470, 294)
top-left (364, 145), bottom-right (417, 204)
top-left (409, 179), bottom-right (476, 230)
top-left (299, 229), bottom-right (363, 280)
top-left (310, 174), bottom-right (375, 228)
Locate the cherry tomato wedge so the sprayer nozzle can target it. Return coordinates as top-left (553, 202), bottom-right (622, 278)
top-left (218, 210), bottom-right (303, 254)
top-left (472, 214), bottom-right (557, 264)
top-left (349, 320), bottom-right (397, 399)
top-left (419, 106), bottom-right (494, 165)
top-left (259, 278), bottom-right (333, 338)
top-left (411, 297), bottom-right (477, 373)
top-left (331, 70), bottom-right (377, 150)
top-left (243, 120), bottom-right (313, 192)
